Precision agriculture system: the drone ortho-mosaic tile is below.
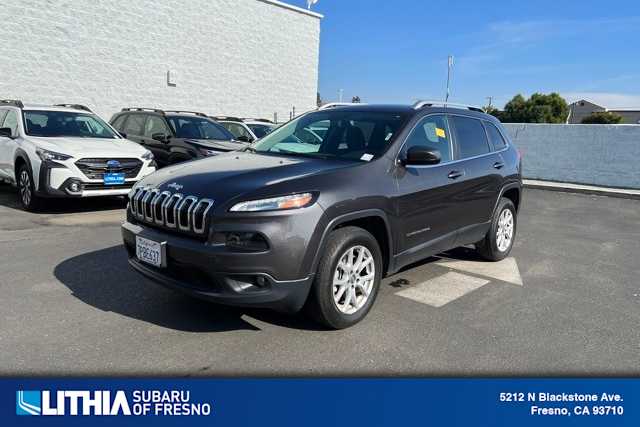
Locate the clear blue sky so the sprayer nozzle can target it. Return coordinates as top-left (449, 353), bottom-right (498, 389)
top-left (288, 0), bottom-right (640, 108)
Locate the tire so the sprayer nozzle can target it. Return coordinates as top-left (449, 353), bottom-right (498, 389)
top-left (306, 226), bottom-right (383, 329)
top-left (475, 197), bottom-right (517, 261)
top-left (17, 164), bottom-right (42, 212)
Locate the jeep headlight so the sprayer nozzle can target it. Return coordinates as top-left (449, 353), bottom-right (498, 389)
top-left (230, 193), bottom-right (315, 212)
top-left (36, 149), bottom-right (72, 162)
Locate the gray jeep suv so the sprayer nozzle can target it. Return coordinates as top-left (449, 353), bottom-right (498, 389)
top-left (122, 101), bottom-right (522, 329)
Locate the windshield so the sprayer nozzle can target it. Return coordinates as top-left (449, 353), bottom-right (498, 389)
top-left (247, 123), bottom-right (275, 138)
top-left (24, 111), bottom-right (119, 138)
top-left (250, 111), bottom-right (408, 161)
top-left (167, 116), bottom-right (235, 140)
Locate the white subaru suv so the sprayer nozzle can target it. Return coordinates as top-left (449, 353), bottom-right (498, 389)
top-left (0, 100), bottom-right (156, 210)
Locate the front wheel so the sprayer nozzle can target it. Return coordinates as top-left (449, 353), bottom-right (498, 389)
top-left (475, 197), bottom-right (517, 261)
top-left (17, 165), bottom-right (42, 211)
top-left (306, 226), bottom-right (383, 329)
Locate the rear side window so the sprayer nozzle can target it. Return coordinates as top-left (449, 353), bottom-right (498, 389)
top-left (122, 114), bottom-right (145, 136)
top-left (484, 121), bottom-right (507, 150)
top-left (0, 109), bottom-right (7, 126)
top-left (111, 114), bottom-right (127, 131)
top-left (450, 116), bottom-right (490, 159)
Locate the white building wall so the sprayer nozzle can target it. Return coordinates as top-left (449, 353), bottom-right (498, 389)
top-left (0, 0), bottom-right (321, 121)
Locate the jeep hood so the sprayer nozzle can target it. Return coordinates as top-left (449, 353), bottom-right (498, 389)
top-left (29, 137), bottom-right (147, 158)
top-left (137, 151), bottom-right (354, 200)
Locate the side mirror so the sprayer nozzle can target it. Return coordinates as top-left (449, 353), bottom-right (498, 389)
top-left (0, 127), bottom-right (13, 138)
top-left (402, 146), bottom-right (441, 166)
top-left (152, 133), bottom-right (169, 143)
top-left (235, 135), bottom-right (251, 143)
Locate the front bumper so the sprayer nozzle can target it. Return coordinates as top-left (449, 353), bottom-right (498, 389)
top-left (36, 160), bottom-right (155, 198)
top-left (121, 221), bottom-right (314, 313)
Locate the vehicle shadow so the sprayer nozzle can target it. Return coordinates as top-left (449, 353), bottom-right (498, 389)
top-left (384, 246), bottom-right (482, 288)
top-left (0, 182), bottom-right (127, 214)
top-left (53, 245), bottom-right (326, 332)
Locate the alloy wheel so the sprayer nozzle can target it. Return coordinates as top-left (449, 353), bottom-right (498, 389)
top-left (332, 245), bottom-right (375, 315)
top-left (19, 170), bottom-right (32, 207)
top-left (496, 208), bottom-right (514, 252)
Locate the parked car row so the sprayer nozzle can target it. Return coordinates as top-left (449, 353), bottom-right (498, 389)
top-left (0, 100), bottom-right (274, 210)
top-left (212, 116), bottom-right (277, 142)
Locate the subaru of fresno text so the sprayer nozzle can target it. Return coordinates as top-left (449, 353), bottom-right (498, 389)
top-left (0, 100), bottom-right (156, 211)
top-left (110, 108), bottom-right (248, 168)
top-left (122, 101), bottom-right (522, 329)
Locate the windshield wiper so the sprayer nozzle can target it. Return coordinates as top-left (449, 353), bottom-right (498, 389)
top-left (269, 149), bottom-right (333, 160)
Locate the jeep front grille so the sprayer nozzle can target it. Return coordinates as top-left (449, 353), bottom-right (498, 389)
top-left (129, 187), bottom-right (214, 235)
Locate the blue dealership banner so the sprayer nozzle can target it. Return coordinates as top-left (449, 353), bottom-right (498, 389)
top-left (1, 378), bottom-right (637, 426)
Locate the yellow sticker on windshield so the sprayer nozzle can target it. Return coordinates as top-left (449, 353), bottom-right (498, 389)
top-left (436, 128), bottom-right (446, 138)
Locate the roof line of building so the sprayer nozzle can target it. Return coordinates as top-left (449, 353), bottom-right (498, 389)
top-left (257, 0), bottom-right (323, 19)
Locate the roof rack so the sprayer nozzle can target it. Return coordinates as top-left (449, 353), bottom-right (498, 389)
top-left (211, 116), bottom-right (244, 122)
top-left (121, 107), bottom-right (165, 113)
top-left (54, 103), bottom-right (92, 112)
top-left (412, 100), bottom-right (484, 112)
top-left (318, 102), bottom-right (367, 110)
top-left (164, 110), bottom-right (208, 117)
top-left (0, 99), bottom-right (24, 109)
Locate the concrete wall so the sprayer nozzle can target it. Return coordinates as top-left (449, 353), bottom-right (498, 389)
top-left (504, 123), bottom-right (640, 189)
top-left (0, 0), bottom-right (321, 121)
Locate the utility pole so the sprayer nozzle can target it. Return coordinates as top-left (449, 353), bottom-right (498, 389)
top-left (445, 55), bottom-right (453, 102)
top-left (339, 89), bottom-right (344, 103)
top-left (486, 96), bottom-right (493, 109)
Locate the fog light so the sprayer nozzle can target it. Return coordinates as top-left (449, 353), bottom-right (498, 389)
top-left (68, 181), bottom-right (82, 193)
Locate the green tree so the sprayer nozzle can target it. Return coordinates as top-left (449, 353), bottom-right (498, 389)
top-left (483, 105), bottom-right (503, 120)
top-left (499, 93), bottom-right (569, 123)
top-left (580, 111), bottom-right (623, 124)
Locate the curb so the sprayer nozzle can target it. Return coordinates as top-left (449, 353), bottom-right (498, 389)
top-left (523, 180), bottom-right (640, 200)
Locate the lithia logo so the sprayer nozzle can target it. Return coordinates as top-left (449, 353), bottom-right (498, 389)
top-left (16, 391), bottom-right (41, 416)
top-left (16, 389), bottom-right (212, 416)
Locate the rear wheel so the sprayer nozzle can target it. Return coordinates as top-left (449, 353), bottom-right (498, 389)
top-left (306, 226), bottom-right (382, 329)
top-left (475, 197), bottom-right (516, 261)
top-left (17, 165), bottom-right (42, 211)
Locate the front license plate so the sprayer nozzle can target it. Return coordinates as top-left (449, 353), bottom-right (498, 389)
top-left (104, 172), bottom-right (125, 185)
top-left (136, 236), bottom-right (166, 268)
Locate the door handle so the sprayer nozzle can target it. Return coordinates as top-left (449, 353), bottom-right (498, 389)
top-left (493, 161), bottom-right (505, 169)
top-left (448, 170), bottom-right (464, 180)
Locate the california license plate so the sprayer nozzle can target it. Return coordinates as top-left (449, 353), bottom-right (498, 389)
top-left (135, 236), bottom-right (166, 268)
top-left (104, 172), bottom-right (125, 185)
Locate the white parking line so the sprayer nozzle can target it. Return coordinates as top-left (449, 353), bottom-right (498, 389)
top-left (436, 257), bottom-right (523, 286)
top-left (395, 272), bottom-right (490, 307)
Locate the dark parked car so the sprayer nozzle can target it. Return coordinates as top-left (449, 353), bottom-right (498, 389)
top-left (110, 108), bottom-right (247, 167)
top-left (122, 101), bottom-right (522, 329)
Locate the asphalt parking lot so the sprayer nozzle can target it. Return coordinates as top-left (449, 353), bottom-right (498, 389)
top-left (1, 184), bottom-right (639, 376)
